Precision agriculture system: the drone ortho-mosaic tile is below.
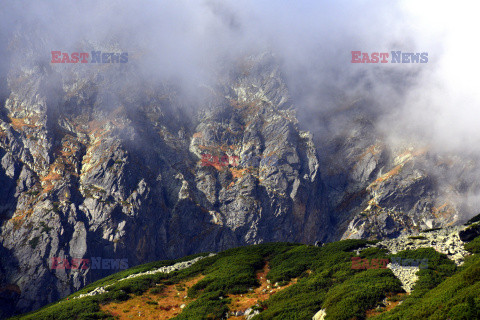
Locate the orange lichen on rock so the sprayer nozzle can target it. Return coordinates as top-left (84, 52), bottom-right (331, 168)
top-left (432, 202), bottom-right (456, 219)
top-left (11, 209), bottom-right (33, 230)
top-left (197, 145), bottom-right (215, 151)
top-left (368, 164), bottom-right (404, 191)
top-left (230, 168), bottom-right (248, 180)
top-left (9, 117), bottom-right (40, 131)
top-left (336, 189), bottom-right (368, 212)
top-left (356, 145), bottom-right (382, 163)
top-left (40, 163), bottom-right (66, 193)
top-left (226, 168), bottom-right (249, 189)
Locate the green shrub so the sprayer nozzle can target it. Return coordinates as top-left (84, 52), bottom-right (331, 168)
top-left (28, 236), bottom-right (39, 249)
top-left (387, 294), bottom-right (405, 302)
top-left (408, 236), bottom-right (427, 240)
top-left (175, 284), bottom-right (186, 291)
top-left (105, 275), bottom-right (167, 297)
top-left (173, 291), bottom-right (229, 320)
top-left (421, 227), bottom-right (443, 232)
top-left (322, 269), bottom-right (402, 319)
top-left (12, 297), bottom-right (112, 320)
top-left (462, 263), bottom-right (480, 285)
top-left (464, 236), bottom-right (480, 253)
top-left (150, 285), bottom-right (166, 294)
top-left (465, 213), bottom-right (480, 225)
top-left (108, 289), bottom-right (130, 302)
top-left (359, 247), bottom-right (389, 259)
top-left (256, 240), bottom-right (386, 320)
top-left (188, 251), bottom-right (264, 296)
top-left (267, 240), bottom-right (372, 283)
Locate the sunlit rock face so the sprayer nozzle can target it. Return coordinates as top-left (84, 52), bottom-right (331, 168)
top-left (0, 50), bottom-right (331, 317)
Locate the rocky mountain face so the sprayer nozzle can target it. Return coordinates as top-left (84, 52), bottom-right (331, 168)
top-left (312, 97), bottom-right (480, 240)
top-left (0, 51), bottom-right (330, 317)
top-left (0, 44), bottom-right (479, 317)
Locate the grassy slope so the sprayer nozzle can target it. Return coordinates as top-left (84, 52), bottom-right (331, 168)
top-left (9, 236), bottom-right (480, 320)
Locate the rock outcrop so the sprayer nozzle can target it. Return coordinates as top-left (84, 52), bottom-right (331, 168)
top-left (74, 254), bottom-right (214, 300)
top-left (377, 225), bottom-right (470, 266)
top-left (313, 97), bottom-right (480, 241)
top-left (459, 223), bottom-right (480, 242)
top-left (356, 225), bottom-right (473, 293)
top-left (386, 264), bottom-right (419, 293)
top-left (312, 308), bottom-right (326, 320)
top-left (0, 51), bottom-right (330, 317)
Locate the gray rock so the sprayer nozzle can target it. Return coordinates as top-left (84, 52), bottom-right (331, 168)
top-left (312, 309), bottom-right (326, 320)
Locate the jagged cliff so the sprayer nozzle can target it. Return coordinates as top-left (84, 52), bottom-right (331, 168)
top-left (0, 51), bottom-right (331, 317)
top-left (1, 43), bottom-right (479, 318)
top-left (313, 97), bottom-right (480, 240)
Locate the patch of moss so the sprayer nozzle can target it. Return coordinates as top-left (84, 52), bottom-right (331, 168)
top-left (28, 236), bottom-right (40, 249)
top-left (408, 236), bottom-right (427, 240)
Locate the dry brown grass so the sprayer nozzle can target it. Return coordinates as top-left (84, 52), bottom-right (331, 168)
top-left (365, 293), bottom-right (407, 318)
top-left (100, 275), bottom-right (204, 320)
top-left (227, 262), bottom-right (297, 320)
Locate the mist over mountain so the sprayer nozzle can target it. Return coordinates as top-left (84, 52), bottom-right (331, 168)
top-left (0, 0), bottom-right (479, 318)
